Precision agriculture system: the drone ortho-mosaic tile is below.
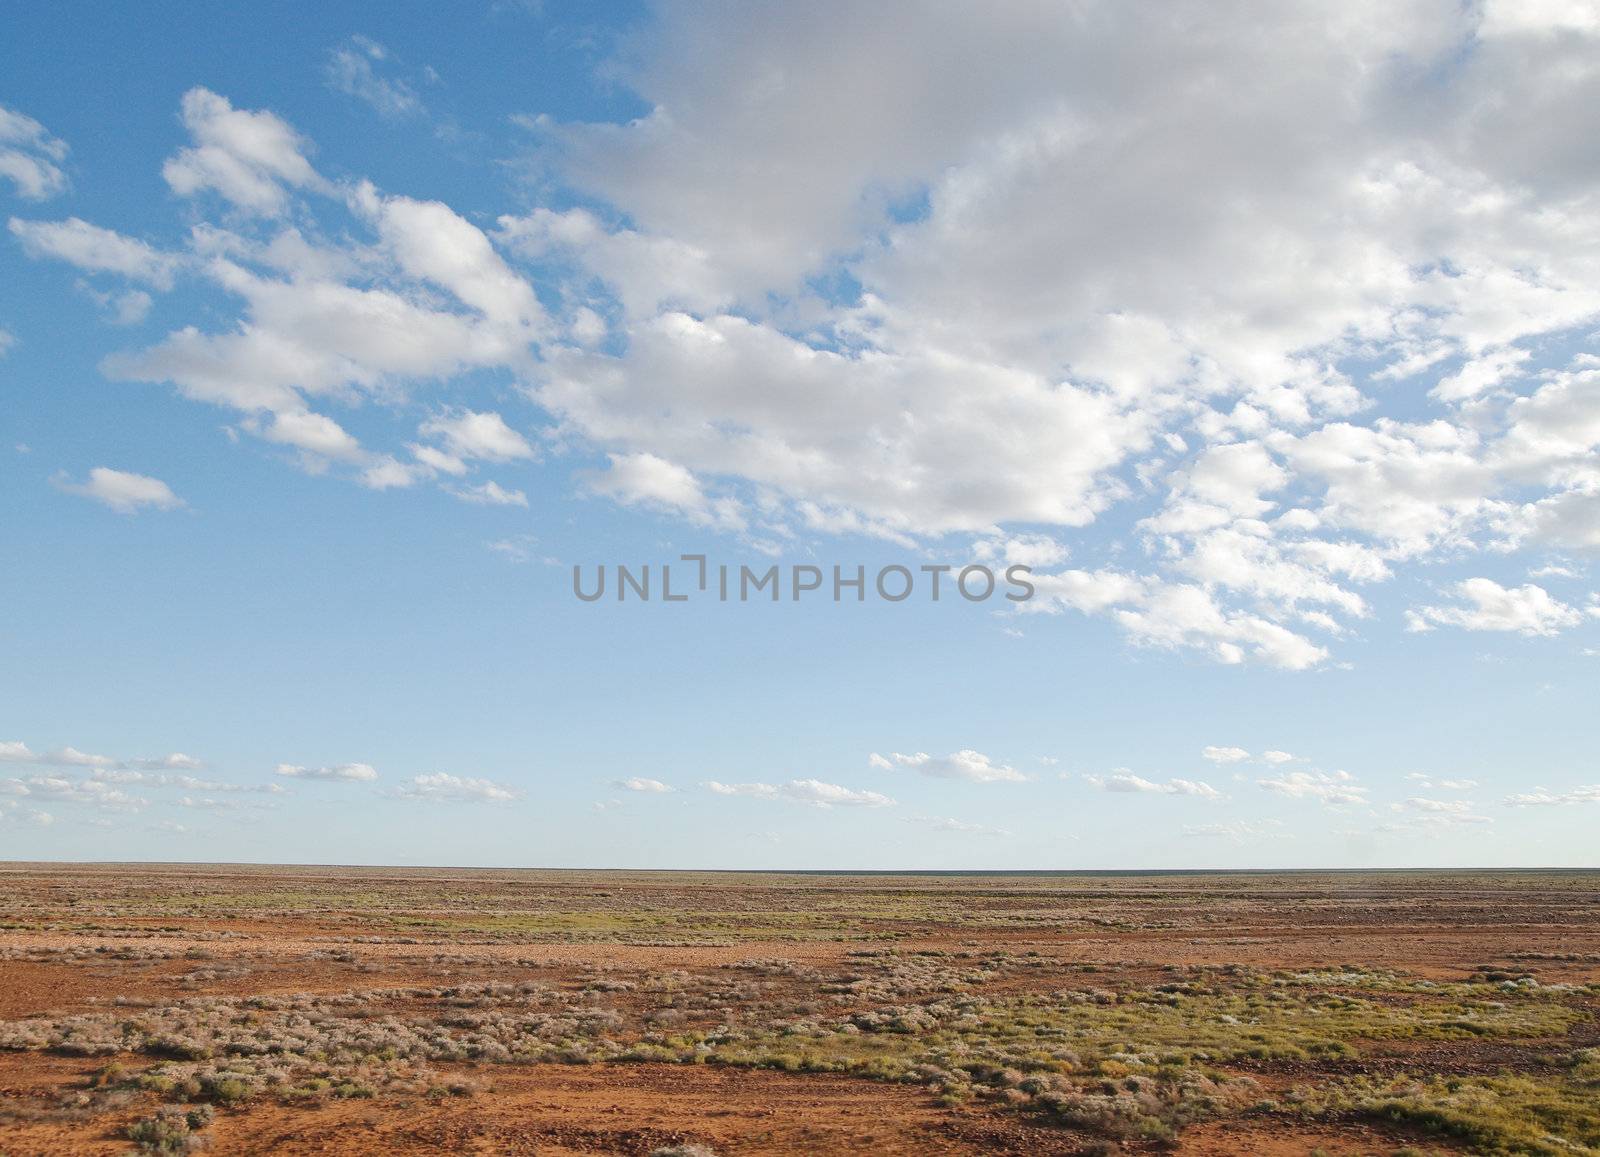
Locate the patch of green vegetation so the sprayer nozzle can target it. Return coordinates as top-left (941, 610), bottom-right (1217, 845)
top-left (396, 909), bottom-right (860, 942)
top-left (1289, 1056), bottom-right (1600, 1156)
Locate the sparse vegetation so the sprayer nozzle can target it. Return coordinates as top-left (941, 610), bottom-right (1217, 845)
top-left (0, 865), bottom-right (1596, 1153)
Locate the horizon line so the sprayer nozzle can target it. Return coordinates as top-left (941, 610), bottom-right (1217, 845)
top-left (2, 859), bottom-right (1596, 876)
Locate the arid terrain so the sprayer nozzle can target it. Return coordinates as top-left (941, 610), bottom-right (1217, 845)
top-left (0, 865), bottom-right (1596, 1155)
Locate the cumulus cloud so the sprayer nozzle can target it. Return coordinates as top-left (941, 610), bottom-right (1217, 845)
top-left (581, 452), bottom-right (745, 531)
top-left (0, 799), bottom-right (54, 828)
top-left (447, 480), bottom-right (528, 507)
top-left (868, 749), bottom-right (1027, 783)
top-left (418, 410), bottom-right (535, 464)
top-left (1258, 769), bottom-right (1367, 806)
top-left (0, 744), bottom-right (289, 808)
top-left (42, 746), bottom-right (116, 768)
top-left (1083, 771), bottom-right (1221, 799)
top-left (613, 777), bottom-right (673, 793)
top-left (1, 774), bottom-right (146, 813)
top-left (9, 218), bottom-right (179, 288)
top-left (704, 778), bottom-right (894, 808)
top-left (1023, 575), bottom-right (1333, 670)
top-left (1395, 796), bottom-right (1488, 821)
top-left (3, 742), bottom-right (210, 774)
top-left (0, 105), bottom-right (68, 199)
top-left (1503, 785), bottom-right (1600, 807)
top-left (971, 534), bottom-right (1069, 569)
top-left (56, 467), bottom-right (184, 513)
top-left (274, 762), bottom-right (378, 783)
top-left (1373, 793), bottom-right (1494, 833)
top-left (96, 769), bottom-right (283, 794)
top-left (1, 744), bottom-right (117, 769)
top-left (163, 88), bottom-right (325, 215)
top-left (1405, 773), bottom-right (1479, 791)
top-left (389, 772), bottom-right (521, 802)
top-left (1201, 746), bottom-right (1251, 764)
top-left (253, 409), bottom-right (364, 463)
top-left (1406, 579), bottom-right (1583, 636)
top-left (908, 815), bottom-right (1011, 836)
top-left (176, 795), bottom-right (279, 812)
top-left (16, 7), bottom-right (1600, 669)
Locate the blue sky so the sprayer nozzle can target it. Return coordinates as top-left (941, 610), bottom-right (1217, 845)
top-left (2, 1), bottom-right (1598, 868)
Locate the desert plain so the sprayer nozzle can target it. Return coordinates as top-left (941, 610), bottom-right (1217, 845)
top-left (0, 864), bottom-right (1597, 1155)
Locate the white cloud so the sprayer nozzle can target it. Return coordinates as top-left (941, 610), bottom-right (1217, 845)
top-left (411, 444), bottom-right (468, 476)
top-left (1503, 785), bottom-right (1600, 807)
top-left (357, 191), bottom-right (546, 338)
top-left (1529, 564), bottom-right (1579, 579)
top-left (1, 774), bottom-right (146, 813)
top-left (418, 410), bottom-right (535, 463)
top-left (581, 451), bottom-right (744, 531)
top-left (1084, 770), bottom-right (1221, 798)
top-left (869, 749), bottom-right (1027, 784)
top-left (176, 796), bottom-right (251, 811)
top-left (163, 88), bottom-right (325, 215)
top-left (1258, 769), bottom-right (1367, 806)
top-left (44, 746), bottom-right (117, 768)
top-left (102, 289), bottom-right (153, 326)
top-left (254, 409), bottom-right (364, 462)
top-left (0, 800), bottom-right (54, 828)
top-left (1, 744), bottom-right (115, 769)
top-left (486, 534), bottom-right (541, 563)
top-left (56, 467), bottom-right (184, 513)
top-left (1396, 796), bottom-right (1487, 819)
top-left (447, 480), bottom-right (528, 507)
top-left (326, 37), bottom-right (422, 120)
top-left (1404, 773), bottom-right (1479, 791)
top-left (1407, 578), bottom-right (1583, 636)
top-left (360, 457), bottom-right (423, 491)
top-left (613, 777), bottom-right (673, 793)
top-left (2, 742), bottom-right (211, 774)
top-left (1145, 442), bottom-right (1290, 534)
top-left (1110, 583), bottom-right (1330, 670)
top-left (389, 772), bottom-right (521, 802)
top-left (971, 533), bottom-right (1069, 569)
top-left (1201, 746), bottom-right (1250, 764)
top-left (909, 815), bottom-right (1011, 836)
top-left (514, 6), bottom-right (1600, 664)
top-left (704, 778), bottom-right (894, 808)
top-left (1259, 750), bottom-right (1300, 765)
top-left (543, 314), bottom-right (1136, 537)
top-left (0, 105), bottom-right (68, 199)
top-left (92, 168), bottom-right (549, 490)
top-left (96, 769), bottom-right (281, 795)
top-left (9, 218), bottom-right (179, 288)
top-left (17, 9), bottom-right (1600, 670)
top-left (274, 762), bottom-right (378, 783)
